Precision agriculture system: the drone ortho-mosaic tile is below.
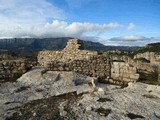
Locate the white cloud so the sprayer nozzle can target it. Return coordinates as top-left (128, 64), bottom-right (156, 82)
top-left (127, 23), bottom-right (136, 30)
top-left (119, 35), bottom-right (146, 41)
top-left (0, 20), bottom-right (121, 38)
top-left (0, 0), bottom-right (65, 25)
top-left (0, 0), bottom-right (121, 38)
top-left (110, 35), bottom-right (147, 41)
top-left (101, 35), bottom-right (160, 46)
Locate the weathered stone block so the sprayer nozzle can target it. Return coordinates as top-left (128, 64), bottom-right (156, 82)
top-left (130, 74), bottom-right (140, 80)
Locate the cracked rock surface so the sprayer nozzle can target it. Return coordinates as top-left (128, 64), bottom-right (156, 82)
top-left (0, 67), bottom-right (160, 120)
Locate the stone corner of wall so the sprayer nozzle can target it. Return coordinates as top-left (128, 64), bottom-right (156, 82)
top-left (111, 61), bottom-right (139, 82)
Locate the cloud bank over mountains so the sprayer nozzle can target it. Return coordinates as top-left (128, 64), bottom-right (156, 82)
top-left (0, 20), bottom-right (121, 38)
top-left (0, 0), bottom-right (122, 39)
top-left (0, 0), bottom-right (159, 46)
top-left (102, 35), bottom-right (160, 46)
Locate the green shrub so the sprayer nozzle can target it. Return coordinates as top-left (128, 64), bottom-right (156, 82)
top-left (135, 46), bottom-right (160, 54)
top-left (138, 71), bottom-right (158, 81)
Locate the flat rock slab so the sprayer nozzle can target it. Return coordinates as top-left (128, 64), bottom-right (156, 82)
top-left (0, 67), bottom-right (96, 120)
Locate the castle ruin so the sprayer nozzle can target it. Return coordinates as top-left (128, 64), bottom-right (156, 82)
top-left (38, 38), bottom-right (140, 84)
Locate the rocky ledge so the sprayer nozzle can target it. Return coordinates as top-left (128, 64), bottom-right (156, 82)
top-left (0, 68), bottom-right (160, 120)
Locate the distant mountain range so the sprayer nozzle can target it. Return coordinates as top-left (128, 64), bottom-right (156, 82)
top-left (0, 37), bottom-right (141, 56)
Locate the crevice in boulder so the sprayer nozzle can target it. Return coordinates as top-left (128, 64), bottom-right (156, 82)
top-left (97, 98), bottom-right (112, 102)
top-left (93, 107), bottom-right (111, 117)
top-left (15, 86), bottom-right (30, 93)
top-left (127, 113), bottom-right (145, 119)
top-left (142, 94), bottom-right (159, 99)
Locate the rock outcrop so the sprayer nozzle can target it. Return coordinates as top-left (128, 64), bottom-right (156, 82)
top-left (0, 68), bottom-right (160, 120)
top-left (134, 52), bottom-right (160, 64)
top-left (0, 67), bottom-right (97, 120)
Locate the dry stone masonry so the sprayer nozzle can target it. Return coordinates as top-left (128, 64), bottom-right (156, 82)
top-left (0, 53), bottom-right (14, 60)
top-left (111, 62), bottom-right (139, 82)
top-left (38, 39), bottom-right (110, 80)
top-left (109, 52), bottom-right (160, 82)
top-left (0, 59), bottom-right (37, 82)
top-left (38, 38), bottom-right (140, 84)
top-left (45, 55), bottom-right (110, 80)
top-left (38, 39), bottom-right (98, 66)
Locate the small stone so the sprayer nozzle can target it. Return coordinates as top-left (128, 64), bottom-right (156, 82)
top-left (33, 113), bottom-right (36, 116)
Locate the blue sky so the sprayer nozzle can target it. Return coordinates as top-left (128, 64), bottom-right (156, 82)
top-left (0, 0), bottom-right (160, 46)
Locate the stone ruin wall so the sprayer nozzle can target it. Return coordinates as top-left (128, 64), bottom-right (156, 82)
top-left (38, 39), bottom-right (110, 80)
top-left (110, 54), bottom-right (156, 72)
top-left (135, 52), bottom-right (160, 83)
top-left (0, 54), bottom-right (14, 60)
top-left (111, 62), bottom-right (139, 83)
top-left (38, 39), bottom-right (98, 66)
top-left (38, 39), bottom-right (140, 84)
top-left (109, 54), bottom-right (160, 82)
top-left (0, 59), bottom-right (37, 82)
top-left (45, 55), bottom-right (110, 80)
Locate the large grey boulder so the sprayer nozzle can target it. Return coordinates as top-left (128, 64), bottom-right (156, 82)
top-left (0, 67), bottom-right (97, 120)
